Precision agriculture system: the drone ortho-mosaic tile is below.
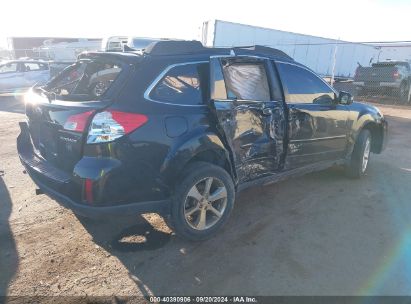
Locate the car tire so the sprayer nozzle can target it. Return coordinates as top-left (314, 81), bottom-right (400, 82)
top-left (398, 81), bottom-right (409, 103)
top-left (345, 129), bottom-right (372, 178)
top-left (169, 161), bottom-right (235, 241)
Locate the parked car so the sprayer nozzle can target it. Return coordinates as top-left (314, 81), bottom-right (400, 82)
top-left (0, 60), bottom-right (50, 94)
top-left (17, 41), bottom-right (387, 241)
top-left (353, 61), bottom-right (411, 101)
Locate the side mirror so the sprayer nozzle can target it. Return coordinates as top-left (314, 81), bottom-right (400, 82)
top-left (338, 91), bottom-right (353, 105)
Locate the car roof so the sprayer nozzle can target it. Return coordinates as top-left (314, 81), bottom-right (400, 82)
top-left (81, 40), bottom-right (295, 64)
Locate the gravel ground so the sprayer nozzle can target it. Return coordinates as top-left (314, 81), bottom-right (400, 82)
top-left (1, 95), bottom-right (411, 301)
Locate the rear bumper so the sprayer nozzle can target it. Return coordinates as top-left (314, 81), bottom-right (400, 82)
top-left (380, 82), bottom-right (401, 88)
top-left (353, 81), bottom-right (401, 89)
top-left (17, 122), bottom-right (171, 218)
top-left (353, 81), bottom-right (365, 87)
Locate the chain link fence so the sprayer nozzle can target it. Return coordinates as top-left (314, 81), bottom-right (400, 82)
top-left (268, 41), bottom-right (411, 105)
top-left (332, 61), bottom-right (411, 105)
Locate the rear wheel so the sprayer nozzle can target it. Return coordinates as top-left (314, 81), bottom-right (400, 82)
top-left (169, 162), bottom-right (235, 241)
top-left (345, 129), bottom-right (372, 178)
top-left (398, 81), bottom-right (409, 103)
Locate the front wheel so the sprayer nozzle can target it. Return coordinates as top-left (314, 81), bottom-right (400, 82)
top-left (169, 162), bottom-right (235, 241)
top-left (345, 129), bottom-right (372, 178)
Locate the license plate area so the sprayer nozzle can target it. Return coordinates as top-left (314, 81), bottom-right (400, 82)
top-left (365, 82), bottom-right (380, 87)
top-left (38, 122), bottom-right (59, 163)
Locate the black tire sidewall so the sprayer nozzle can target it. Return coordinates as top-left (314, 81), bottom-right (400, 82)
top-left (171, 162), bottom-right (235, 241)
top-left (399, 82), bottom-right (409, 102)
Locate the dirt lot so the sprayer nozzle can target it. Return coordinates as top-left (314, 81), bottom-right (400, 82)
top-left (1, 95), bottom-right (411, 300)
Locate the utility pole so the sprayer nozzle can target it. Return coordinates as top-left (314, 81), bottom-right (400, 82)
top-left (330, 38), bottom-right (340, 86)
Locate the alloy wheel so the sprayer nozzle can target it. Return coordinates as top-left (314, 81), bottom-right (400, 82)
top-left (184, 177), bottom-right (228, 230)
top-left (362, 137), bottom-right (371, 173)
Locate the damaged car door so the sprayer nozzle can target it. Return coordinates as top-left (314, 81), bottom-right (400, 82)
top-left (209, 56), bottom-right (286, 182)
top-left (275, 61), bottom-right (349, 169)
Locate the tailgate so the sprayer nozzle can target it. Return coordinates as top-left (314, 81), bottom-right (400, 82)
top-left (23, 54), bottom-right (129, 173)
top-left (356, 66), bottom-right (397, 83)
top-left (25, 93), bottom-right (109, 173)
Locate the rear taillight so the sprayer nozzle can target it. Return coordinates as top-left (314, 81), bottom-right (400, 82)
top-left (64, 111), bottom-right (94, 132)
top-left (86, 110), bottom-right (148, 144)
top-left (393, 69), bottom-right (400, 79)
top-left (84, 178), bottom-right (94, 203)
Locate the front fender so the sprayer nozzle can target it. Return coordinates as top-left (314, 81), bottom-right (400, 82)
top-left (346, 102), bottom-right (386, 156)
top-left (159, 126), bottom-right (233, 187)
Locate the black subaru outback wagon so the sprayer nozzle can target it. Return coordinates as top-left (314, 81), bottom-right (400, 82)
top-left (18, 40), bottom-right (387, 241)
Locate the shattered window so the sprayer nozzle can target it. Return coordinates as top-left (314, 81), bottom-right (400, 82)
top-left (150, 63), bottom-right (208, 105)
top-left (45, 60), bottom-right (122, 100)
top-left (222, 62), bottom-right (270, 101)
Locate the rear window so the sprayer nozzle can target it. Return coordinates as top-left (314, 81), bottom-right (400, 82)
top-left (149, 63), bottom-right (208, 106)
top-left (45, 59), bottom-right (122, 100)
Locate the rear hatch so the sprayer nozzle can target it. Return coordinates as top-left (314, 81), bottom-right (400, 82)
top-left (24, 53), bottom-right (131, 173)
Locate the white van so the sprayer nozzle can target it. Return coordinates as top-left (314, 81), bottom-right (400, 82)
top-left (101, 36), bottom-right (128, 52)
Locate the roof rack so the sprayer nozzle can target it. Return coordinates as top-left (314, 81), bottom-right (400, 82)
top-left (232, 45), bottom-right (293, 60)
top-left (143, 40), bottom-right (293, 60)
top-left (144, 40), bottom-right (205, 55)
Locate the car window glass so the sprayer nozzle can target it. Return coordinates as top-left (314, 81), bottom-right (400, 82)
top-left (277, 63), bottom-right (335, 104)
top-left (23, 63), bottom-right (42, 72)
top-left (210, 58), bottom-right (227, 100)
top-left (270, 61), bottom-right (284, 101)
top-left (222, 62), bottom-right (270, 101)
top-left (0, 63), bottom-right (18, 74)
top-left (150, 63), bottom-right (207, 105)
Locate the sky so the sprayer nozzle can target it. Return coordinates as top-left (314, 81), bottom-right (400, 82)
top-left (0, 0), bottom-right (410, 49)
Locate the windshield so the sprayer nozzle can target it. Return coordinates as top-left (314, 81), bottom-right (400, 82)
top-left (44, 59), bottom-right (122, 100)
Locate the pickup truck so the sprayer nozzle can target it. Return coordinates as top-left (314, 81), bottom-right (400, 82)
top-left (17, 41), bottom-right (388, 241)
top-left (353, 61), bottom-right (411, 102)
